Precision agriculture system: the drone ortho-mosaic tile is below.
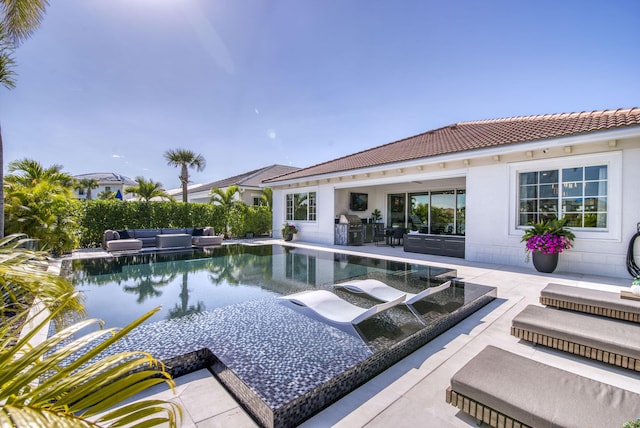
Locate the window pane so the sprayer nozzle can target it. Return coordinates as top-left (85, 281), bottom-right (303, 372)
top-left (520, 213), bottom-right (536, 225)
top-left (584, 197), bottom-right (607, 212)
top-left (539, 170), bottom-right (558, 184)
top-left (520, 185), bottom-right (537, 198)
top-left (519, 172), bottom-right (538, 185)
top-left (585, 165), bottom-right (607, 180)
top-left (387, 194), bottom-right (405, 227)
top-left (562, 182), bottom-right (582, 197)
top-left (409, 193), bottom-right (429, 231)
top-left (563, 213), bottom-right (583, 227)
top-left (539, 184), bottom-right (558, 198)
top-left (293, 193), bottom-right (308, 221)
top-left (286, 194), bottom-right (293, 221)
top-left (562, 167), bottom-right (583, 182)
top-left (520, 200), bottom-right (537, 212)
top-left (539, 199), bottom-right (558, 212)
top-left (562, 198), bottom-right (582, 212)
top-left (585, 181), bottom-right (607, 196)
top-left (431, 191), bottom-right (455, 235)
top-left (456, 190), bottom-right (466, 235)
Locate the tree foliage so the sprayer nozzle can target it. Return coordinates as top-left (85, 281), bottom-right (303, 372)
top-left (4, 159), bottom-right (80, 254)
top-left (163, 149), bottom-right (206, 203)
top-left (0, 294), bottom-right (182, 427)
top-left (74, 178), bottom-right (99, 200)
top-left (125, 176), bottom-right (174, 202)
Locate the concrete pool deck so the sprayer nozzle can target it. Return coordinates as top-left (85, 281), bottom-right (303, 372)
top-left (72, 240), bottom-right (637, 427)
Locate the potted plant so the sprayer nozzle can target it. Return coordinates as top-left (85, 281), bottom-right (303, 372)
top-left (371, 209), bottom-right (382, 223)
top-left (521, 218), bottom-right (575, 273)
top-left (281, 222), bottom-right (298, 241)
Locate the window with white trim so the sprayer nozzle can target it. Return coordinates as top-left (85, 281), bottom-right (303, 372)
top-left (286, 191), bottom-right (316, 221)
top-left (518, 164), bottom-right (607, 228)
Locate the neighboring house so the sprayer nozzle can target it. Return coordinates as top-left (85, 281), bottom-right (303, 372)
top-left (186, 164), bottom-right (300, 204)
top-left (73, 172), bottom-right (136, 200)
top-left (264, 108), bottom-right (640, 278)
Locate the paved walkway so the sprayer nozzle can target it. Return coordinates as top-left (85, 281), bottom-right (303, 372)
top-left (86, 241), bottom-right (635, 427)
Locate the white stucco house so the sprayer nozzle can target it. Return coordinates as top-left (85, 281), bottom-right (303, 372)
top-left (264, 108), bottom-right (640, 279)
top-left (73, 172), bottom-right (136, 200)
top-left (183, 164), bottom-right (300, 204)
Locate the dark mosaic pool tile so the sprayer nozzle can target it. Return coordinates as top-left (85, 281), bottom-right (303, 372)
top-left (85, 282), bottom-right (496, 428)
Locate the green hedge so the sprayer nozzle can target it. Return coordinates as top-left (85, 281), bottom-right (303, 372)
top-left (77, 201), bottom-right (272, 248)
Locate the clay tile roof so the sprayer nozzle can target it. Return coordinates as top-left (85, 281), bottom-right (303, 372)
top-left (265, 107), bottom-right (640, 182)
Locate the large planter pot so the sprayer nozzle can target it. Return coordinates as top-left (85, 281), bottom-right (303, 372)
top-left (284, 234), bottom-right (293, 242)
top-left (532, 251), bottom-right (559, 273)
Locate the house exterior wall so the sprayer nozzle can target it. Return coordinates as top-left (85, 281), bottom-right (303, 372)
top-left (271, 133), bottom-right (640, 278)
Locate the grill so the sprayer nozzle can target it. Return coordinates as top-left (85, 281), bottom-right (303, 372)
top-left (335, 214), bottom-right (364, 245)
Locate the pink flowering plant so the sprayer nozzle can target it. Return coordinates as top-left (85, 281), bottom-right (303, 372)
top-left (521, 218), bottom-right (575, 262)
top-left (281, 222), bottom-right (298, 238)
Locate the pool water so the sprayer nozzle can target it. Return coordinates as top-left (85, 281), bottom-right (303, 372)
top-left (67, 244), bottom-right (453, 330)
top-left (64, 244), bottom-right (496, 428)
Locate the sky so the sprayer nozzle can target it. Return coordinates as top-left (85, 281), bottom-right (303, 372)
top-left (2, 0), bottom-right (639, 190)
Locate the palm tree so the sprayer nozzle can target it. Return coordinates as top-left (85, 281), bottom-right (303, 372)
top-left (97, 189), bottom-right (116, 200)
top-left (1, 295), bottom-right (182, 426)
top-left (6, 158), bottom-right (73, 188)
top-left (163, 149), bottom-right (206, 203)
top-left (0, 240), bottom-right (182, 426)
top-left (4, 160), bottom-right (78, 253)
top-left (1, 1), bottom-right (51, 238)
top-left (125, 176), bottom-right (174, 202)
top-left (261, 187), bottom-right (273, 208)
top-left (74, 177), bottom-right (99, 200)
top-left (210, 185), bottom-right (241, 237)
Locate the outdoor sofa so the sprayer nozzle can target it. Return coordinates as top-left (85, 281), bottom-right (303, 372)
top-left (103, 227), bottom-right (222, 251)
top-left (446, 345), bottom-right (640, 428)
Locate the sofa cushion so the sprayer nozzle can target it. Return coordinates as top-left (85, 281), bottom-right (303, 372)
top-left (450, 345), bottom-right (640, 428)
top-left (161, 228), bottom-right (187, 235)
top-left (512, 305), bottom-right (640, 359)
top-left (132, 229), bottom-right (161, 238)
top-left (116, 229), bottom-right (130, 239)
top-left (192, 228), bottom-right (204, 236)
top-left (541, 282), bottom-right (640, 315)
top-left (106, 239), bottom-right (143, 252)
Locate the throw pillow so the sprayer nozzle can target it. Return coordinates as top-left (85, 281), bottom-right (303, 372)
top-left (192, 228), bottom-right (204, 236)
top-left (113, 231), bottom-right (121, 240)
top-left (117, 230), bottom-right (130, 239)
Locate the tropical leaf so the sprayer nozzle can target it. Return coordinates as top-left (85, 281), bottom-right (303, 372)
top-left (0, 292), bottom-right (182, 427)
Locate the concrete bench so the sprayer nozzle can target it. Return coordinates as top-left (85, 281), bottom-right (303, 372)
top-left (511, 304), bottom-right (640, 372)
top-left (446, 345), bottom-right (640, 428)
top-left (541, 282), bottom-right (640, 323)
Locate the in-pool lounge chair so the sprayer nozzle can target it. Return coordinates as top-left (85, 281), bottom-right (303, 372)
top-left (335, 279), bottom-right (451, 305)
top-left (281, 289), bottom-right (405, 325)
top-left (446, 345), bottom-right (640, 428)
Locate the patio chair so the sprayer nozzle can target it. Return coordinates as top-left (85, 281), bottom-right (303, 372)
top-left (446, 345), bottom-right (640, 428)
top-left (280, 289), bottom-right (405, 325)
top-left (334, 279), bottom-right (451, 305)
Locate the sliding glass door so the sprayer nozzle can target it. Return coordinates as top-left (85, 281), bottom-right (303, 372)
top-left (390, 190), bottom-right (465, 235)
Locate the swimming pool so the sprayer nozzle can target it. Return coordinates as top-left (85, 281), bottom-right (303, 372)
top-left (65, 244), bottom-right (496, 428)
